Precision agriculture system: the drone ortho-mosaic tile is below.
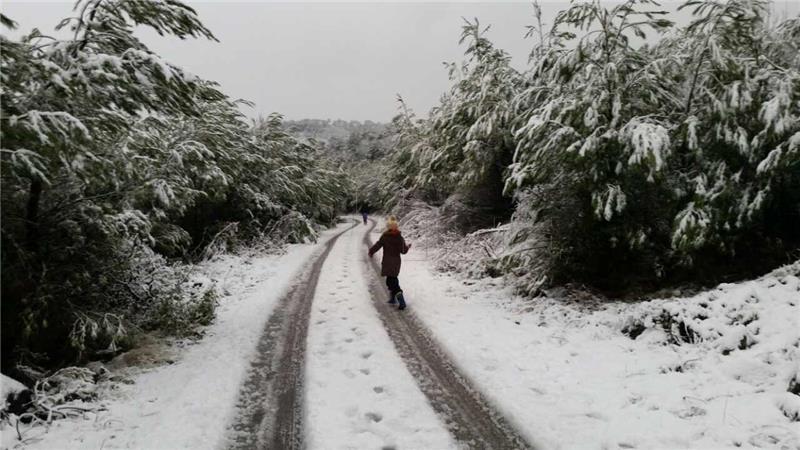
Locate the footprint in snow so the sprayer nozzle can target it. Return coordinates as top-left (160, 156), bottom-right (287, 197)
top-left (365, 412), bottom-right (383, 423)
top-left (360, 368), bottom-right (370, 375)
top-left (585, 411), bottom-right (608, 421)
top-left (361, 351), bottom-right (373, 359)
top-left (372, 386), bottom-right (384, 394)
top-left (343, 369), bottom-right (356, 379)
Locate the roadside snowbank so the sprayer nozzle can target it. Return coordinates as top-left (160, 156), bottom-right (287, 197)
top-left (1, 222), bottom-right (352, 450)
top-left (399, 242), bottom-right (799, 449)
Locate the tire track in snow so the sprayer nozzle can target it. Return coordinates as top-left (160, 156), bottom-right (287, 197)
top-left (304, 219), bottom-right (456, 449)
top-left (227, 220), bottom-right (357, 450)
top-left (362, 219), bottom-right (534, 450)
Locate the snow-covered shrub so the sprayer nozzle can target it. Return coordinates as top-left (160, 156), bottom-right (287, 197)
top-left (1, 367), bottom-right (110, 434)
top-left (422, 20), bottom-right (520, 202)
top-left (783, 368), bottom-right (800, 421)
top-left (263, 211), bottom-right (318, 244)
top-left (387, 198), bottom-right (510, 282)
top-left (621, 261), bottom-right (798, 351)
top-left (491, 187), bottom-right (574, 295)
top-left (615, 261), bottom-right (800, 423)
top-left (390, 200), bottom-right (446, 246)
top-left (663, 1), bottom-right (800, 271)
top-left (1, 1), bottom-right (348, 371)
top-left (778, 392), bottom-right (800, 422)
top-left (382, 22), bottom-right (520, 228)
top-left (145, 276), bottom-right (218, 335)
top-left (507, 0), bottom-right (681, 290)
top-left (379, 0), bottom-right (798, 293)
top-left (1, 0), bottom-right (223, 369)
top-left (380, 98), bottom-right (440, 210)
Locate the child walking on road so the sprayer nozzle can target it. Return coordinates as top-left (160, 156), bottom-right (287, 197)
top-left (368, 216), bottom-right (411, 310)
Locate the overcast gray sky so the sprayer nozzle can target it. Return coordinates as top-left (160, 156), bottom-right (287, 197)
top-left (3, 1), bottom-right (799, 122)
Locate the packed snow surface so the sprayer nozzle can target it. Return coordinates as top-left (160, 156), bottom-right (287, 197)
top-left (304, 224), bottom-right (455, 449)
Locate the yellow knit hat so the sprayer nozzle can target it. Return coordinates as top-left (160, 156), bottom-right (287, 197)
top-left (386, 215), bottom-right (399, 231)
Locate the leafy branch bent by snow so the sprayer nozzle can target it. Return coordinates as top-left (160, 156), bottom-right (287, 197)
top-left (0, 0), bottom-right (349, 419)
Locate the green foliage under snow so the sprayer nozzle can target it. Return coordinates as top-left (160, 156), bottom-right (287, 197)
top-left (1, 1), bottom-right (349, 372)
top-left (380, 0), bottom-right (799, 294)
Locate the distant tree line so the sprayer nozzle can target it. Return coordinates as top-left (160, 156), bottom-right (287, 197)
top-left (285, 119), bottom-right (394, 210)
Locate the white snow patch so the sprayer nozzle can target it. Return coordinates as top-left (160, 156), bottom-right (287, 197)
top-left (399, 240), bottom-right (800, 450)
top-left (1, 376), bottom-right (27, 405)
top-left (622, 118), bottom-right (670, 173)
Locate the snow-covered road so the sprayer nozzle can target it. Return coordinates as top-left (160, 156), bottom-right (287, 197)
top-left (305, 221), bottom-right (456, 449)
top-left (230, 218), bottom-right (531, 448)
top-left (227, 219), bottom-right (359, 449)
top-left (5, 217), bottom-right (796, 450)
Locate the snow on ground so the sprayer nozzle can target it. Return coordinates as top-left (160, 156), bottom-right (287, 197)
top-left (5, 218), bottom-right (796, 449)
top-left (398, 233), bottom-right (799, 449)
top-left (1, 376), bottom-right (27, 409)
top-left (304, 223), bottom-right (455, 450)
top-left (1, 222), bottom-right (353, 450)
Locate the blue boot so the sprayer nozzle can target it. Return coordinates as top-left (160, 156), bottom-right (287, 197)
top-left (395, 291), bottom-right (406, 310)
